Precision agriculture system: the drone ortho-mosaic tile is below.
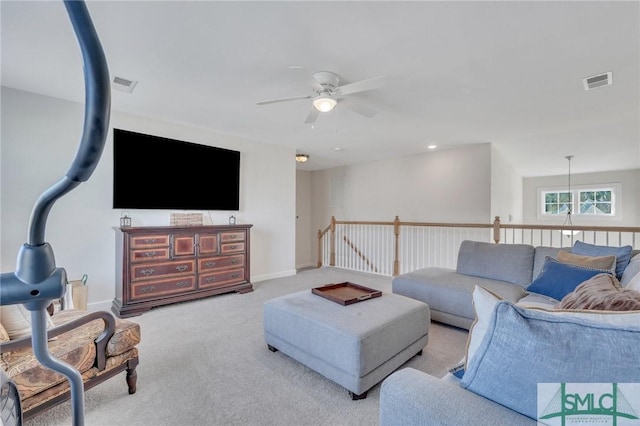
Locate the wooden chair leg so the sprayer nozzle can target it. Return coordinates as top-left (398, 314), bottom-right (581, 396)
top-left (126, 358), bottom-right (139, 395)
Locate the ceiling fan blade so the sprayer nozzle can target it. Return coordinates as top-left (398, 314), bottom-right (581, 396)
top-left (304, 106), bottom-right (319, 124)
top-left (340, 98), bottom-right (378, 118)
top-left (256, 95), bottom-right (311, 106)
top-left (336, 75), bottom-right (386, 96)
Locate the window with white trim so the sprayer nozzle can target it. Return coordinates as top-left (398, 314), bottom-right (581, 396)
top-left (578, 190), bottom-right (613, 215)
top-left (539, 185), bottom-right (617, 218)
top-left (543, 191), bottom-right (573, 215)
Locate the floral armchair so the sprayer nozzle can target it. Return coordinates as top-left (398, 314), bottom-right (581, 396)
top-left (0, 307), bottom-right (140, 420)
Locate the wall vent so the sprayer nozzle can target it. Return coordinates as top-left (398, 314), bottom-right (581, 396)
top-left (582, 72), bottom-right (612, 91)
top-left (112, 76), bottom-right (138, 93)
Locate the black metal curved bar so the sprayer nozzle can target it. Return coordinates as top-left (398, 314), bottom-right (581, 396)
top-left (0, 1), bottom-right (111, 425)
top-left (28, 0), bottom-right (111, 247)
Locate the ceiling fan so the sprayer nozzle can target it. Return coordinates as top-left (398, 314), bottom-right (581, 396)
top-left (256, 71), bottom-right (386, 124)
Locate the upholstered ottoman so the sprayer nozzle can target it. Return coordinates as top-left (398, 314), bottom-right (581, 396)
top-left (263, 289), bottom-right (430, 399)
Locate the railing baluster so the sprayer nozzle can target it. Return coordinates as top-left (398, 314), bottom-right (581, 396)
top-left (316, 217), bottom-right (639, 277)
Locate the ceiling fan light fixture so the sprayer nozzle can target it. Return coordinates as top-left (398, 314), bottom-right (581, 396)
top-left (312, 95), bottom-right (337, 112)
top-left (295, 154), bottom-right (310, 163)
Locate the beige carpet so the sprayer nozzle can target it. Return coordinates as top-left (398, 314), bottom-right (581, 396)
top-left (26, 267), bottom-right (469, 426)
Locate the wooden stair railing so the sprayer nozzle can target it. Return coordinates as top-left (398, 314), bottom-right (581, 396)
top-left (317, 216), bottom-right (640, 276)
top-left (342, 235), bottom-right (379, 273)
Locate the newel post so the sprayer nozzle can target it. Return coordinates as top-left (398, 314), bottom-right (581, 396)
top-left (330, 216), bottom-right (336, 267)
top-left (317, 229), bottom-right (323, 268)
top-left (393, 216), bottom-right (400, 276)
top-left (493, 216), bottom-right (501, 244)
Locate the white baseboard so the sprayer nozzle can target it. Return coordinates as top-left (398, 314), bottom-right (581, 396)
top-left (88, 300), bottom-right (113, 313)
top-left (251, 269), bottom-right (297, 283)
top-left (295, 262), bottom-right (316, 271)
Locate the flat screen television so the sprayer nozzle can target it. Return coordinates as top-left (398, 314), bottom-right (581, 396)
top-left (113, 129), bottom-right (240, 210)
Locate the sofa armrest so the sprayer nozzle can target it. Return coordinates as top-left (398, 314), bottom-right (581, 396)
top-left (0, 311), bottom-right (116, 371)
top-left (379, 368), bottom-right (535, 426)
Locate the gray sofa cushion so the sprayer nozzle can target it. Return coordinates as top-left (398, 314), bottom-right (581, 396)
top-left (532, 246), bottom-right (571, 280)
top-left (392, 267), bottom-right (527, 323)
top-left (621, 252), bottom-right (640, 286)
top-left (380, 368), bottom-right (536, 426)
top-left (456, 241), bottom-right (535, 286)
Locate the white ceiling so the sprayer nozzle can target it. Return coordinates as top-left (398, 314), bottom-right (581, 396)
top-left (2, 1), bottom-right (639, 177)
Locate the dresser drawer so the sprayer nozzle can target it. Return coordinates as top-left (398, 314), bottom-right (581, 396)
top-left (131, 276), bottom-right (196, 301)
top-left (199, 268), bottom-right (245, 289)
top-left (130, 234), bottom-right (170, 249)
top-left (220, 231), bottom-right (245, 243)
top-left (198, 255), bottom-right (244, 272)
top-left (220, 242), bottom-right (245, 254)
top-left (131, 248), bottom-right (170, 262)
top-left (131, 259), bottom-right (196, 281)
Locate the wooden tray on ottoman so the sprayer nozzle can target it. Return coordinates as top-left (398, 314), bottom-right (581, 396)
top-left (312, 282), bottom-right (382, 306)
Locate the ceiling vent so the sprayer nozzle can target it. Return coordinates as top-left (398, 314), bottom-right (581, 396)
top-left (112, 76), bottom-right (138, 93)
top-left (582, 72), bottom-right (612, 91)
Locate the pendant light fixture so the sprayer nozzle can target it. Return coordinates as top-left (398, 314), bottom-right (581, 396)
top-left (561, 155), bottom-right (579, 236)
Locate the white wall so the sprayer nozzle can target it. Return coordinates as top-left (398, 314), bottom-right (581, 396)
top-left (491, 146), bottom-right (523, 223)
top-left (310, 143), bottom-right (494, 234)
top-left (523, 169), bottom-right (640, 226)
top-left (295, 170), bottom-right (314, 270)
top-left (1, 87), bottom-right (297, 311)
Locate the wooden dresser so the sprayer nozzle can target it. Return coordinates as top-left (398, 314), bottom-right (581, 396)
top-left (112, 224), bottom-right (252, 318)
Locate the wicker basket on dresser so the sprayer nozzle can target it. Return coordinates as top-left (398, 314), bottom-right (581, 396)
top-left (112, 224), bottom-right (252, 318)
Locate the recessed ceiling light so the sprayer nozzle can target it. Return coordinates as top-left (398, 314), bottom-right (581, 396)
top-left (333, 147), bottom-right (343, 151)
top-left (427, 145), bottom-right (437, 150)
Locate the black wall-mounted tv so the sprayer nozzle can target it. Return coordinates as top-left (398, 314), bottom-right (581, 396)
top-left (113, 129), bottom-right (240, 211)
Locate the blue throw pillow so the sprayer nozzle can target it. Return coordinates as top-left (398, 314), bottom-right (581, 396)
top-left (572, 240), bottom-right (633, 279)
top-left (525, 256), bottom-right (611, 301)
top-left (460, 301), bottom-right (640, 419)
top-left (448, 362), bottom-right (465, 379)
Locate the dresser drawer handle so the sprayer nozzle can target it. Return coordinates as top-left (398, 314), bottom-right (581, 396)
top-left (205, 261), bottom-right (216, 268)
top-left (229, 235), bottom-right (237, 239)
top-left (176, 281), bottom-right (190, 288)
top-left (228, 245), bottom-right (237, 249)
top-left (144, 238), bottom-right (157, 244)
top-left (231, 259), bottom-right (239, 264)
top-left (140, 268), bottom-right (155, 276)
top-left (140, 285), bottom-right (155, 294)
top-left (176, 265), bottom-right (189, 272)
top-left (144, 251), bottom-right (157, 257)
top-left (231, 273), bottom-right (239, 278)
top-left (205, 276), bottom-right (216, 283)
